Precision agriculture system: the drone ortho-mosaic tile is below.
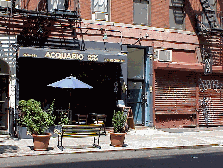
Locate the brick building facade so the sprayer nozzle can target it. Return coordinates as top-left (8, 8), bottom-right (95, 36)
top-left (0, 0), bottom-right (222, 133)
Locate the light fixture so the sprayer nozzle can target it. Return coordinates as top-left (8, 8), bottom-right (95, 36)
top-left (103, 33), bottom-right (107, 40)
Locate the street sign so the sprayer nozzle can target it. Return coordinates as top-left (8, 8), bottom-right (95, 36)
top-left (204, 57), bottom-right (212, 75)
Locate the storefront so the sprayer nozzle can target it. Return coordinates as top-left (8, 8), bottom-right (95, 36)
top-left (154, 61), bottom-right (223, 128)
top-left (17, 42), bottom-right (128, 126)
top-left (154, 69), bottom-right (197, 128)
top-left (198, 73), bottom-right (223, 126)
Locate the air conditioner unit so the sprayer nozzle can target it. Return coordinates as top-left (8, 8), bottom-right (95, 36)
top-left (92, 12), bottom-right (108, 21)
top-left (48, 0), bottom-right (65, 12)
top-left (0, 0), bottom-right (11, 8)
top-left (154, 49), bottom-right (172, 62)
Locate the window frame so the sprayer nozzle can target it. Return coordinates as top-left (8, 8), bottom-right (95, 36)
top-left (133, 0), bottom-right (151, 26)
top-left (169, 0), bottom-right (186, 30)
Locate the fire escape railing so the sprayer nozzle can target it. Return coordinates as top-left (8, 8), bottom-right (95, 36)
top-left (195, 0), bottom-right (223, 72)
top-left (0, 3), bottom-right (82, 49)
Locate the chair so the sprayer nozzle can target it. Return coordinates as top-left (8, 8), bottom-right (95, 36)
top-left (96, 114), bottom-right (107, 135)
top-left (75, 114), bottom-right (88, 125)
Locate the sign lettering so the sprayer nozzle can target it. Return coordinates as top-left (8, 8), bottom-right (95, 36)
top-left (87, 54), bottom-right (98, 61)
top-left (20, 50), bottom-right (126, 63)
top-left (199, 79), bottom-right (221, 92)
top-left (23, 53), bottom-right (37, 58)
top-left (204, 58), bottom-right (212, 75)
top-left (104, 58), bottom-right (125, 63)
top-left (44, 52), bottom-right (84, 60)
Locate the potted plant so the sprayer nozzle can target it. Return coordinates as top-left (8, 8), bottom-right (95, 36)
top-left (58, 110), bottom-right (70, 125)
top-left (52, 110), bottom-right (70, 136)
top-left (110, 110), bottom-right (127, 147)
top-left (17, 99), bottom-right (56, 151)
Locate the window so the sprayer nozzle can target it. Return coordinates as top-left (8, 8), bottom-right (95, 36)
top-left (169, 0), bottom-right (185, 30)
top-left (133, 0), bottom-right (150, 26)
top-left (92, 0), bottom-right (109, 21)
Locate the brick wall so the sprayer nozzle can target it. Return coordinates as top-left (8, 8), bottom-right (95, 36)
top-left (149, 0), bottom-right (206, 32)
top-left (110, 0), bottom-right (133, 24)
top-left (19, 0), bottom-right (223, 32)
top-left (21, 0), bottom-right (37, 10)
top-left (79, 0), bottom-right (92, 20)
top-left (172, 51), bottom-right (196, 63)
top-left (150, 0), bottom-right (169, 28)
top-left (217, 0), bottom-right (223, 11)
top-left (184, 0), bottom-right (202, 32)
top-left (217, 0), bottom-right (223, 26)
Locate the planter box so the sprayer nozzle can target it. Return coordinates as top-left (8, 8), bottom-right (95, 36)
top-left (17, 126), bottom-right (32, 139)
top-left (17, 125), bottom-right (62, 139)
top-left (45, 125), bottom-right (61, 138)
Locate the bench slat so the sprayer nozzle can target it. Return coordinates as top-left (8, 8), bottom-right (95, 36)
top-left (63, 128), bottom-right (100, 131)
top-left (58, 124), bottom-right (101, 151)
top-left (63, 133), bottom-right (99, 137)
top-left (63, 131), bottom-right (100, 134)
top-left (62, 125), bottom-right (102, 128)
top-left (63, 130), bottom-right (100, 133)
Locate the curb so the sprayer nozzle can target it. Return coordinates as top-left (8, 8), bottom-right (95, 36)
top-left (0, 144), bottom-right (220, 158)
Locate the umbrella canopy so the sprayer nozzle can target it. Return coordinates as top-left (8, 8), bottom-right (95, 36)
top-left (47, 76), bottom-right (93, 110)
top-left (47, 76), bottom-right (93, 89)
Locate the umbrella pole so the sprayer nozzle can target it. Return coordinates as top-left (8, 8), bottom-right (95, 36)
top-left (69, 90), bottom-right (71, 109)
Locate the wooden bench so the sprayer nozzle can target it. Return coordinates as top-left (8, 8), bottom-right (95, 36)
top-left (89, 114), bottom-right (107, 135)
top-left (56, 124), bottom-right (102, 151)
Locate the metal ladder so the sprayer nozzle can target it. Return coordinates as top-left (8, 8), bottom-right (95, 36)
top-left (200, 0), bottom-right (220, 29)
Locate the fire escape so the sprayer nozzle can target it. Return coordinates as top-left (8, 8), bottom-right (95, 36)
top-left (195, 0), bottom-right (223, 74)
top-left (195, 0), bottom-right (223, 126)
top-left (0, 0), bottom-right (82, 49)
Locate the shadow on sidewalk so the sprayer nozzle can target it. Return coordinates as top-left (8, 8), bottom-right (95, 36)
top-left (0, 145), bottom-right (19, 154)
top-left (28, 146), bottom-right (54, 151)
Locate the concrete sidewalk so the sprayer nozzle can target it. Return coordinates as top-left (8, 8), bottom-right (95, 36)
top-left (1, 126), bottom-right (223, 158)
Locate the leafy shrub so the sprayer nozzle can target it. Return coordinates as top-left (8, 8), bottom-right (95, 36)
top-left (112, 110), bottom-right (127, 133)
top-left (17, 99), bottom-right (56, 135)
top-left (58, 110), bottom-right (70, 125)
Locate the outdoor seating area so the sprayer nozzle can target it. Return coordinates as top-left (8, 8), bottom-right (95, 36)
top-left (55, 109), bottom-right (107, 135)
top-left (73, 113), bottom-right (107, 135)
top-left (57, 124), bottom-right (102, 151)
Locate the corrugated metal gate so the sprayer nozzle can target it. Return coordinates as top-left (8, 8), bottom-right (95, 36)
top-left (198, 75), bottom-right (223, 126)
top-left (155, 70), bottom-right (197, 128)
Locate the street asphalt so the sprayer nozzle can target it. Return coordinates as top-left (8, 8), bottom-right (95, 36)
top-left (1, 146), bottom-right (223, 168)
top-left (1, 126), bottom-right (223, 158)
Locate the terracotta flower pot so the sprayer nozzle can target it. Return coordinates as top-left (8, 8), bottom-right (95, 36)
top-left (110, 132), bottom-right (126, 147)
top-left (32, 133), bottom-right (52, 151)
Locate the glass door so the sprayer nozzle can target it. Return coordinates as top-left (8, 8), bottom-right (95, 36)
top-left (127, 80), bottom-right (145, 125)
top-left (127, 47), bottom-right (145, 125)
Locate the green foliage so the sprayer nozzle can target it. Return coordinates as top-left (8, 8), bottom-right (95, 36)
top-left (58, 110), bottom-right (70, 125)
top-left (112, 110), bottom-right (127, 133)
top-left (17, 99), bottom-right (56, 135)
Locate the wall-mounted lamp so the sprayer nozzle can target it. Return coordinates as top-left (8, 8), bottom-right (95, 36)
top-left (103, 33), bottom-right (107, 40)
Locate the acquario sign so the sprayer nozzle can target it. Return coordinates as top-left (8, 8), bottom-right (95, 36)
top-left (21, 50), bottom-right (126, 63)
top-left (44, 52), bottom-right (85, 60)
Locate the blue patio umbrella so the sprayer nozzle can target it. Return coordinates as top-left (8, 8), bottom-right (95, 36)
top-left (47, 75), bottom-right (93, 109)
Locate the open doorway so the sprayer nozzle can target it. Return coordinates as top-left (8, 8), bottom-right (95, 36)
top-left (0, 59), bottom-right (9, 130)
